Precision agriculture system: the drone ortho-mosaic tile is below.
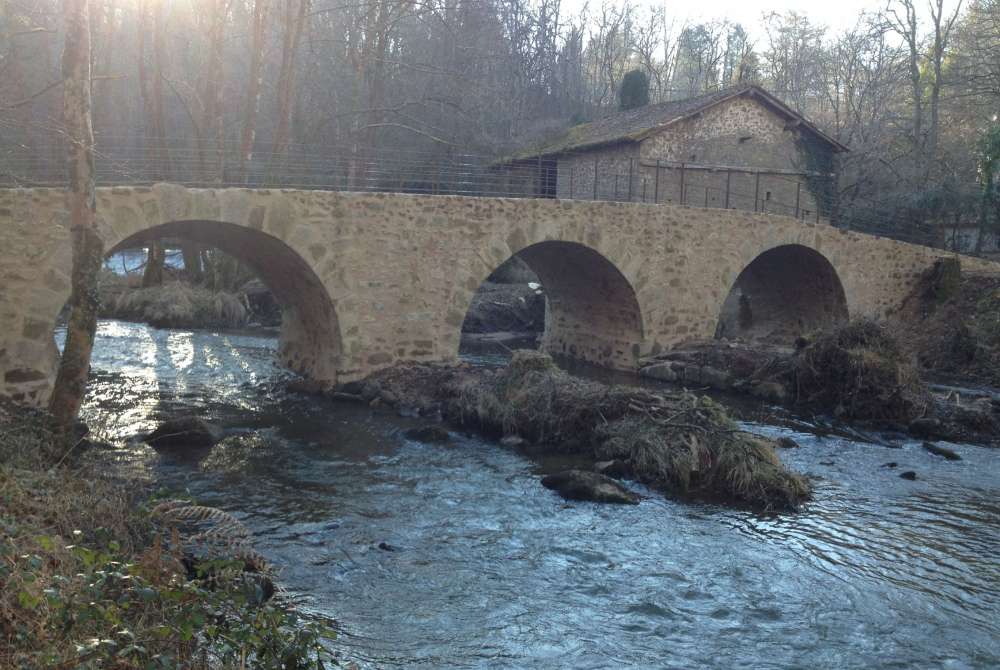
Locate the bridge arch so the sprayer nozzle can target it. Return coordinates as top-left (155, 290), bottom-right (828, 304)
top-left (715, 243), bottom-right (849, 343)
top-left (455, 239), bottom-right (645, 370)
top-left (106, 220), bottom-right (342, 381)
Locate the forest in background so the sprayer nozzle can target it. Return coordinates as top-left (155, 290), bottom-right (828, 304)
top-left (1, 0), bottom-right (998, 246)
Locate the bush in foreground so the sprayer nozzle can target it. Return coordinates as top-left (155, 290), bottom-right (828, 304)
top-left (0, 403), bottom-right (336, 669)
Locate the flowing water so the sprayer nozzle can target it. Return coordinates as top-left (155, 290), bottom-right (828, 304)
top-left (65, 320), bottom-right (1000, 669)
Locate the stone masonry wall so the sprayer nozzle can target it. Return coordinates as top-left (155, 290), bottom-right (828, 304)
top-left (554, 95), bottom-right (826, 218)
top-left (1, 185), bottom-right (997, 405)
top-left (555, 144), bottom-right (640, 201)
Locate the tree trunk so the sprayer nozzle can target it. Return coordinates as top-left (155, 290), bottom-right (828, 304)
top-left (137, 0), bottom-right (170, 180)
top-left (50, 0), bottom-right (103, 430)
top-left (142, 241), bottom-right (165, 287)
top-left (200, 0), bottom-right (227, 183)
top-left (182, 243), bottom-right (203, 281)
top-left (270, 0), bottom-right (310, 178)
top-left (239, 0), bottom-right (269, 182)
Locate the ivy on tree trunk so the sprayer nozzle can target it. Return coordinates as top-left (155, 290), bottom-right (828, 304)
top-left (49, 0), bottom-right (104, 430)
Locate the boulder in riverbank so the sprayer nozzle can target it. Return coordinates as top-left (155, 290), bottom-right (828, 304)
top-left (541, 470), bottom-right (640, 504)
top-left (145, 417), bottom-right (223, 448)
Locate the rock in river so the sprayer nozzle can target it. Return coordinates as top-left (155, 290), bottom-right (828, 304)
top-left (922, 441), bottom-right (961, 461)
top-left (403, 425), bottom-right (451, 444)
top-left (145, 416), bottom-right (223, 448)
top-left (541, 470), bottom-right (640, 504)
top-left (594, 459), bottom-right (632, 479)
top-left (775, 437), bottom-right (801, 449)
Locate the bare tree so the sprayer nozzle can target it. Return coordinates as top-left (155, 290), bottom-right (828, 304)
top-left (238, 0), bottom-right (270, 180)
top-left (926, 0), bottom-right (965, 162)
top-left (272, 0), bottom-right (311, 164)
top-left (885, 0), bottom-right (924, 169)
top-left (50, 0), bottom-right (102, 429)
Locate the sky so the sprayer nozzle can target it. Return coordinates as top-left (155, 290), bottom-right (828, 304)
top-left (560, 0), bottom-right (962, 39)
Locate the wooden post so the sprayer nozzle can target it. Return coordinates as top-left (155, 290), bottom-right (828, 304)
top-left (704, 186), bottom-right (709, 207)
top-left (725, 170), bottom-right (731, 209)
top-left (593, 156), bottom-right (598, 200)
top-left (568, 162), bottom-right (573, 199)
top-left (680, 163), bottom-right (686, 205)
top-left (627, 158), bottom-right (634, 201)
top-left (795, 182), bottom-right (801, 218)
top-left (754, 172), bottom-right (760, 212)
top-left (654, 159), bottom-right (661, 204)
top-left (537, 154), bottom-right (542, 196)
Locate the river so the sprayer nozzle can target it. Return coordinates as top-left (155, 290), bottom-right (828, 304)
top-left (64, 320), bottom-right (1000, 669)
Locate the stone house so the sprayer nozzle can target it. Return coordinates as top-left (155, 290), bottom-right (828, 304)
top-left (506, 84), bottom-right (849, 222)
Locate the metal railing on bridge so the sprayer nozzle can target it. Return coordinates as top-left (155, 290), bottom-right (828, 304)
top-left (0, 136), bottom-right (958, 250)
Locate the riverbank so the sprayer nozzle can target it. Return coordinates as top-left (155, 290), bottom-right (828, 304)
top-left (638, 320), bottom-right (1000, 447)
top-left (889, 263), bottom-right (1000, 386)
top-left (0, 400), bottom-right (336, 668)
top-left (96, 270), bottom-right (281, 331)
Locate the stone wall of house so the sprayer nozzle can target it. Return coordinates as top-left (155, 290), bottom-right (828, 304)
top-left (555, 144), bottom-right (639, 201)
top-left (639, 95), bottom-right (808, 168)
top-left (553, 95), bottom-right (830, 218)
top-left (639, 95), bottom-right (829, 217)
top-left (2, 185), bottom-right (997, 406)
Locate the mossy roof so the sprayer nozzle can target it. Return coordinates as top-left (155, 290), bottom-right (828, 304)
top-left (510, 84), bottom-right (849, 161)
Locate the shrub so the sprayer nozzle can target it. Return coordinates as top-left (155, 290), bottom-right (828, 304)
top-left (793, 319), bottom-right (931, 422)
top-left (0, 403), bottom-right (337, 669)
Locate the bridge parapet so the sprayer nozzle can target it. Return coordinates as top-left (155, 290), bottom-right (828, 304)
top-left (5, 140), bottom-right (940, 245)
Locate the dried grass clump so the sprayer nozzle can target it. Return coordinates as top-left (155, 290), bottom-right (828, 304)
top-left (448, 351), bottom-right (810, 509)
top-left (794, 319), bottom-right (931, 422)
top-left (108, 281), bottom-right (248, 329)
top-left (151, 500), bottom-right (271, 575)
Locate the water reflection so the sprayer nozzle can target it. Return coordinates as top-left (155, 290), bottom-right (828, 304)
top-left (70, 320), bottom-right (1000, 668)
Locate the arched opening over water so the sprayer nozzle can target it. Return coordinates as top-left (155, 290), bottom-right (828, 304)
top-left (104, 220), bottom-right (343, 383)
top-left (460, 241), bottom-right (645, 370)
top-left (715, 244), bottom-right (848, 343)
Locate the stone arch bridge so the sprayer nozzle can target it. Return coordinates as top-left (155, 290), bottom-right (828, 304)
top-left (2, 184), bottom-right (997, 405)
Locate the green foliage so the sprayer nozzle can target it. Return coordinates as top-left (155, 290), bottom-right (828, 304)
top-left (794, 133), bottom-right (835, 218)
top-left (618, 70), bottom-right (650, 111)
top-left (979, 122), bottom-right (1000, 187)
top-left (978, 122), bottom-right (1000, 227)
top-left (0, 409), bottom-right (339, 670)
top-left (1, 533), bottom-right (336, 669)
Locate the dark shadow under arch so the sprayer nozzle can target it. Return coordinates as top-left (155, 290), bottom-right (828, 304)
top-left (715, 244), bottom-right (848, 343)
top-left (463, 241), bottom-right (645, 370)
top-left (110, 220), bottom-right (342, 383)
